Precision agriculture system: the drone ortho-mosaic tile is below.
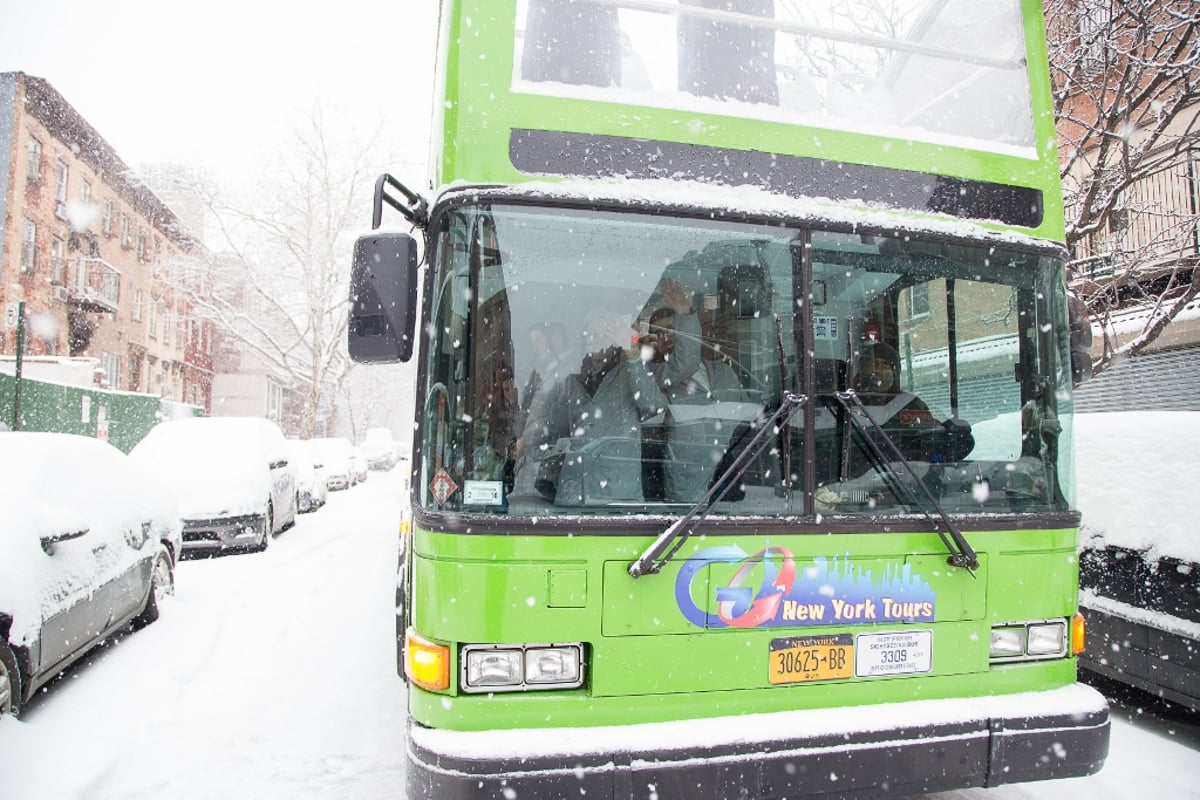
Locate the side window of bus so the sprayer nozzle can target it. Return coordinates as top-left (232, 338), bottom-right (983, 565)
top-left (423, 222), bottom-right (472, 507)
top-left (469, 215), bottom-right (521, 490)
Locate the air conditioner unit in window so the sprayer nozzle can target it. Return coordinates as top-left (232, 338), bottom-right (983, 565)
top-left (51, 285), bottom-right (70, 303)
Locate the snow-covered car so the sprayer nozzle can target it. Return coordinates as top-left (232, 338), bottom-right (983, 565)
top-left (361, 427), bottom-right (398, 470)
top-left (287, 439), bottom-right (328, 513)
top-left (307, 437), bottom-right (354, 490)
top-left (350, 446), bottom-right (369, 485)
top-left (0, 432), bottom-right (182, 716)
top-left (130, 416), bottom-right (298, 555)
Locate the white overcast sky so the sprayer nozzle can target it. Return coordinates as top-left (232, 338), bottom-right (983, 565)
top-left (0, 0), bottom-right (439, 190)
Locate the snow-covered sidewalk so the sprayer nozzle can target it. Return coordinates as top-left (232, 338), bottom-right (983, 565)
top-left (0, 471), bottom-right (409, 799)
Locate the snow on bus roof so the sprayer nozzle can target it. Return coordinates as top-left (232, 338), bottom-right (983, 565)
top-left (433, 177), bottom-right (1063, 253)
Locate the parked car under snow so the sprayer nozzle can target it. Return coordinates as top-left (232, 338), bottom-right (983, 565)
top-left (0, 432), bottom-right (182, 716)
top-left (350, 446), bottom-right (369, 485)
top-left (361, 427), bottom-right (398, 471)
top-left (130, 416), bottom-right (298, 555)
top-left (287, 439), bottom-right (328, 513)
top-left (305, 437), bottom-right (355, 491)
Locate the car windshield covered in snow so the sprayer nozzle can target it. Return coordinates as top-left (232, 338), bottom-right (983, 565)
top-left (131, 417), bottom-right (275, 519)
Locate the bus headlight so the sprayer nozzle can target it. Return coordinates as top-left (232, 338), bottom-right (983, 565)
top-left (990, 619), bottom-right (1069, 662)
top-left (465, 648), bottom-right (523, 687)
top-left (990, 626), bottom-right (1026, 658)
top-left (525, 647), bottom-right (581, 684)
top-left (1026, 621), bottom-right (1068, 656)
top-left (462, 643), bottom-right (584, 692)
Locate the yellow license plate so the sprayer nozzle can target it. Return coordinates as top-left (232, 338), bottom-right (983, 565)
top-left (769, 634), bottom-right (855, 684)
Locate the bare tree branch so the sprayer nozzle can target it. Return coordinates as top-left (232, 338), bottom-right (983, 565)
top-left (1048, 0), bottom-right (1200, 375)
top-left (160, 104), bottom-right (390, 436)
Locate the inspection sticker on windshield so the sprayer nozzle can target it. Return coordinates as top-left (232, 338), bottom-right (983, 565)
top-left (464, 480), bottom-right (503, 506)
top-left (813, 316), bottom-right (839, 340)
top-left (854, 630), bottom-right (932, 677)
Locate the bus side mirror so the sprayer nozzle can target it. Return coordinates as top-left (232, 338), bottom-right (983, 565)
top-left (349, 232), bottom-right (419, 363)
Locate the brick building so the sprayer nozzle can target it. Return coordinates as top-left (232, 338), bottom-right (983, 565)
top-left (1046, 1), bottom-right (1200, 358)
top-left (0, 72), bottom-right (214, 410)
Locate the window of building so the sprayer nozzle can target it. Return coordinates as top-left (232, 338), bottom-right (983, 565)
top-left (137, 228), bottom-right (149, 262)
top-left (120, 214), bottom-right (132, 248)
top-left (162, 307), bottom-right (171, 341)
top-left (102, 199), bottom-right (113, 235)
top-left (50, 236), bottom-right (65, 284)
top-left (55, 159), bottom-right (68, 203)
top-left (26, 137), bottom-right (42, 181)
top-left (909, 282), bottom-right (930, 317)
top-left (267, 381), bottom-right (283, 425)
top-left (128, 355), bottom-right (142, 391)
top-left (1078, 1), bottom-right (1112, 80)
top-left (74, 256), bottom-right (87, 290)
top-left (99, 352), bottom-right (121, 391)
top-left (20, 219), bottom-right (37, 272)
top-left (1190, 151), bottom-right (1200, 255)
top-left (154, 237), bottom-right (163, 263)
top-left (133, 289), bottom-right (144, 322)
top-left (149, 302), bottom-right (158, 338)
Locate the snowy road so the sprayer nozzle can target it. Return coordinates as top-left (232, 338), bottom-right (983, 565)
top-left (1, 470), bottom-right (1198, 799)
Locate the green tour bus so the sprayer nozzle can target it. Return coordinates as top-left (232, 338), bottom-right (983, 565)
top-left (349, 1), bottom-right (1110, 797)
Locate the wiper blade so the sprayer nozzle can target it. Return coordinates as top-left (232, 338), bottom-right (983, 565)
top-left (832, 390), bottom-right (980, 573)
top-left (628, 392), bottom-right (806, 578)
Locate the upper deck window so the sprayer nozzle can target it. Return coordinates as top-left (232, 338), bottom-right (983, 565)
top-left (514, 0), bottom-right (1035, 156)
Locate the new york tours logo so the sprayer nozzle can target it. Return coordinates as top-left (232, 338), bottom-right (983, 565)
top-left (674, 545), bottom-right (936, 629)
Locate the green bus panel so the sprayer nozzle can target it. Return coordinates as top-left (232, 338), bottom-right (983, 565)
top-left (409, 525), bottom-right (1081, 730)
top-left (408, 656), bottom-right (1080, 732)
top-left (432, 0), bottom-right (1065, 242)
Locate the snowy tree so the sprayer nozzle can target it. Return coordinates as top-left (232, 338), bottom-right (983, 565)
top-left (1046, 0), bottom-right (1200, 373)
top-left (162, 106), bottom-right (390, 436)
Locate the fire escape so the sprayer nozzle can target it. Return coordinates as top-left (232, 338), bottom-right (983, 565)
top-left (62, 226), bottom-right (120, 354)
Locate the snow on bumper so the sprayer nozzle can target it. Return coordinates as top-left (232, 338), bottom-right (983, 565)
top-left (406, 684), bottom-right (1109, 800)
top-left (180, 514), bottom-right (265, 552)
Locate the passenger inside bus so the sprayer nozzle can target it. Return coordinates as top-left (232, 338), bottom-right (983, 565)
top-left (520, 306), bottom-right (642, 504)
top-left (644, 306), bottom-right (749, 403)
top-left (851, 341), bottom-right (938, 425)
top-left (829, 339), bottom-right (976, 478)
top-left (519, 279), bottom-right (699, 506)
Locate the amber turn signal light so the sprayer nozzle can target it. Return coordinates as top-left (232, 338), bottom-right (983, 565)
top-left (406, 628), bottom-right (451, 691)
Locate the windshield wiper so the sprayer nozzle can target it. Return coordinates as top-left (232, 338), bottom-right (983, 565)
top-left (630, 316), bottom-right (802, 578)
top-left (628, 391), bottom-right (806, 578)
top-left (830, 390), bottom-right (980, 573)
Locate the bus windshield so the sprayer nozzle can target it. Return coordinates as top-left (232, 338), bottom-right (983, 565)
top-left (514, 0), bottom-right (1035, 156)
top-left (419, 201), bottom-right (1074, 519)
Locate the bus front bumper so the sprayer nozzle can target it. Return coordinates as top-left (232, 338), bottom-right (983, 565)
top-left (406, 684), bottom-right (1109, 800)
